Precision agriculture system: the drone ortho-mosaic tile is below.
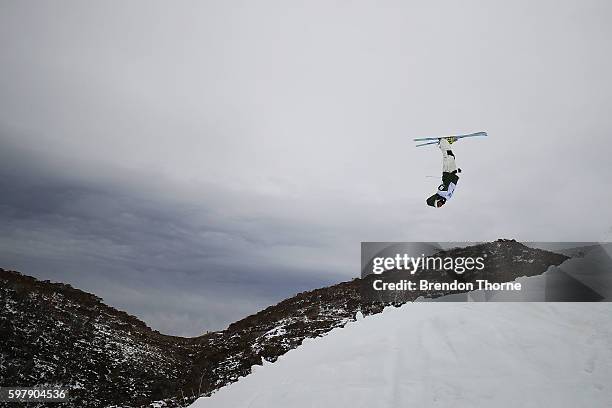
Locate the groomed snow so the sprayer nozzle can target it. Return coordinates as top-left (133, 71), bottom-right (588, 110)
top-left (191, 303), bottom-right (612, 407)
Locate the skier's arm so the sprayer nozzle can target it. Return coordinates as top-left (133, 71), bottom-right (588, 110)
top-left (438, 138), bottom-right (452, 150)
top-left (439, 138), bottom-right (458, 173)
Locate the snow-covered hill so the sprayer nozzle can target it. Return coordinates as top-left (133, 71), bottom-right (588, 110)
top-left (191, 302), bottom-right (612, 408)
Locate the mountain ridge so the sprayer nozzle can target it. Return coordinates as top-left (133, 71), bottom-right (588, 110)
top-left (0, 239), bottom-right (569, 407)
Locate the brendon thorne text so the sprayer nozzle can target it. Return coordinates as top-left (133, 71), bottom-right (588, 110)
top-left (372, 279), bottom-right (522, 292)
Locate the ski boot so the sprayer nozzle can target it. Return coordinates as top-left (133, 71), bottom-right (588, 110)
top-left (446, 136), bottom-right (458, 144)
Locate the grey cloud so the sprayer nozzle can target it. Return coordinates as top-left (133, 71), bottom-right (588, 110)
top-left (0, 144), bottom-right (340, 335)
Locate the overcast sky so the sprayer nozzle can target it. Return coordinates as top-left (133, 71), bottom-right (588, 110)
top-left (1, 0), bottom-right (611, 336)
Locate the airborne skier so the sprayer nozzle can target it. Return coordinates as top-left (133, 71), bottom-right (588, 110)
top-left (426, 137), bottom-right (461, 208)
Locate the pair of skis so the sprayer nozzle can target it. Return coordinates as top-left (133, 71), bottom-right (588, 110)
top-left (414, 131), bottom-right (488, 147)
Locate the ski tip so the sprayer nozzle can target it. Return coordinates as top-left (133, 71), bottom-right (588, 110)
top-left (464, 131), bottom-right (488, 137)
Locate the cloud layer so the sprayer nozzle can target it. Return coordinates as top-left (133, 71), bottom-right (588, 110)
top-left (1, 0), bottom-right (611, 335)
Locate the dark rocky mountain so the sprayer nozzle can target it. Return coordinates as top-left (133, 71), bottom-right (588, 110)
top-left (0, 240), bottom-right (569, 407)
top-left (0, 269), bottom-right (198, 407)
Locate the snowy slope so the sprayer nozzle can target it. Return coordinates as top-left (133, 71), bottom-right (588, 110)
top-left (190, 303), bottom-right (612, 408)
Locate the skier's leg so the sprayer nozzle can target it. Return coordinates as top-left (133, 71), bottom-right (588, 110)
top-left (439, 138), bottom-right (457, 173)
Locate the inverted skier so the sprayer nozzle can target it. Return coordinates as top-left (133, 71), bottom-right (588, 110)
top-left (426, 137), bottom-right (461, 208)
